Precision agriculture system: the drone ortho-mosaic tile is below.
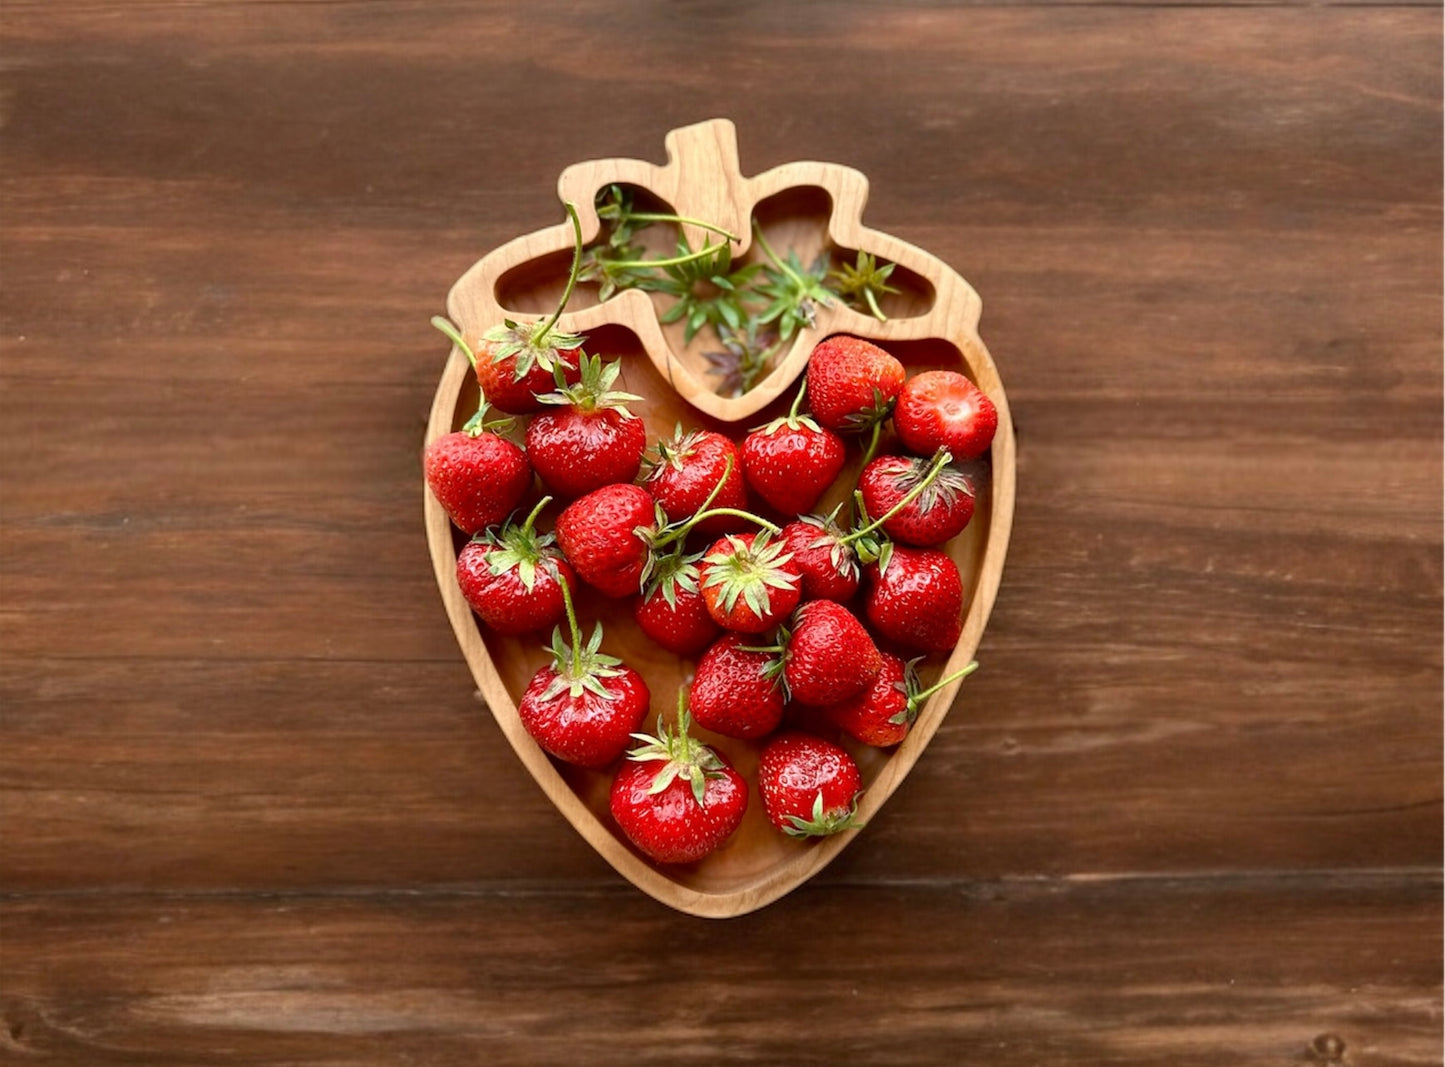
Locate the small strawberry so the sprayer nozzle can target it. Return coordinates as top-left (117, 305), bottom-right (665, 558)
top-left (643, 426), bottom-right (748, 538)
top-left (633, 547), bottom-right (720, 657)
top-left (805, 334), bottom-right (905, 433)
top-left (527, 354), bottom-right (646, 499)
top-left (698, 531), bottom-right (802, 634)
top-left (830, 655), bottom-right (979, 747)
top-left (894, 370), bottom-right (998, 461)
top-left (610, 699), bottom-right (748, 865)
top-left (774, 600), bottom-right (882, 707)
top-left (864, 546), bottom-right (965, 653)
top-left (757, 732), bottom-right (864, 838)
top-left (779, 509), bottom-right (861, 602)
top-left (689, 632), bottom-right (786, 740)
top-left (858, 452), bottom-right (979, 547)
top-left (423, 402), bottom-right (532, 536)
top-left (555, 483), bottom-right (658, 599)
top-left (740, 381), bottom-right (846, 516)
top-left (456, 496), bottom-right (576, 635)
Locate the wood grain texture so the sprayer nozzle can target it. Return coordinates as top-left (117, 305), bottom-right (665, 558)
top-left (0, 0), bottom-right (1439, 1059)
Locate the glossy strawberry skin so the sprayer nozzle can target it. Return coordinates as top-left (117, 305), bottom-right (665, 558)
top-left (518, 664), bottom-right (650, 770)
top-left (859, 455), bottom-right (974, 547)
top-left (690, 633), bottom-right (786, 740)
top-left (633, 584), bottom-right (721, 657)
top-left (456, 542), bottom-right (576, 636)
top-left (740, 423), bottom-right (845, 516)
top-left (527, 409), bottom-right (646, 499)
top-left (894, 370), bottom-right (998, 461)
top-left (555, 484), bottom-right (657, 599)
top-left (784, 600), bottom-right (882, 706)
top-left (779, 519), bottom-right (860, 601)
top-left (644, 430), bottom-right (748, 538)
top-left (423, 431), bottom-right (533, 536)
top-left (698, 533), bottom-right (802, 634)
top-left (758, 732), bottom-right (864, 836)
top-left (864, 546), bottom-right (964, 653)
top-left (476, 343), bottom-right (581, 415)
top-left (806, 335), bottom-right (906, 432)
top-left (829, 652), bottom-right (911, 747)
top-left (609, 756), bottom-right (748, 864)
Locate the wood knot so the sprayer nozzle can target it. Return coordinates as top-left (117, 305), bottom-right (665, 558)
top-left (1309, 1032), bottom-right (1346, 1063)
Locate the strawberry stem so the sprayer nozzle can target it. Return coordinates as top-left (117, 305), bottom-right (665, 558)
top-left (625, 211), bottom-right (739, 243)
top-left (534, 201), bottom-right (585, 349)
top-left (605, 241), bottom-right (732, 271)
top-left (431, 315), bottom-right (478, 370)
top-left (751, 221), bottom-right (801, 286)
top-left (556, 557), bottom-right (584, 654)
top-left (839, 449), bottom-right (953, 546)
top-left (910, 659), bottom-right (979, 705)
top-left (520, 495), bottom-right (552, 535)
top-left (859, 421), bottom-right (883, 469)
top-left (788, 378), bottom-right (808, 419)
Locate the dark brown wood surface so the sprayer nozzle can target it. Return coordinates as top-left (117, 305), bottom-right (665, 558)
top-left (2, 1), bottom-right (1440, 1063)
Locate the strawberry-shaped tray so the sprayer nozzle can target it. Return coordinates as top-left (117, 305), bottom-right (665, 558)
top-left (424, 118), bottom-right (1016, 917)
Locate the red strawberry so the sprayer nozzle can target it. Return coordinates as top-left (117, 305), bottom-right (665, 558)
top-left (527, 354), bottom-right (646, 498)
top-left (456, 497), bottom-right (576, 635)
top-left (777, 600), bottom-right (882, 706)
top-left (610, 703), bottom-right (748, 864)
top-left (689, 633), bottom-right (786, 740)
top-left (423, 411), bottom-right (532, 536)
top-left (698, 531), bottom-right (802, 634)
top-left (555, 483), bottom-right (659, 598)
top-left (830, 654), bottom-right (979, 747)
top-left (894, 370), bottom-right (998, 461)
top-left (758, 732), bottom-right (863, 838)
top-left (779, 511), bottom-right (861, 602)
top-left (805, 334), bottom-right (905, 433)
top-left (859, 453), bottom-right (978, 547)
top-left (475, 335), bottom-right (583, 415)
top-left (633, 548), bottom-right (720, 657)
top-left (740, 382), bottom-right (845, 516)
top-left (643, 427), bottom-right (749, 538)
top-left (864, 546), bottom-right (964, 652)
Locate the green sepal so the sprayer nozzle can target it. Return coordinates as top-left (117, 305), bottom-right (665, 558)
top-left (782, 789), bottom-right (864, 838)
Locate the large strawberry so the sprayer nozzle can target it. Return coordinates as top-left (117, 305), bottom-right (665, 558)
top-left (456, 497), bottom-right (576, 636)
top-left (633, 547), bottom-right (720, 657)
top-left (555, 483), bottom-right (658, 599)
top-left (858, 452), bottom-right (978, 547)
top-left (740, 382), bottom-right (845, 516)
top-left (643, 426), bottom-right (749, 537)
top-left (830, 654), bottom-right (979, 747)
top-left (864, 545), bottom-right (965, 653)
top-left (775, 600), bottom-right (882, 706)
top-left (610, 701), bottom-right (748, 864)
top-left (757, 732), bottom-right (864, 838)
top-left (689, 632), bottom-right (786, 740)
top-left (805, 334), bottom-right (905, 434)
top-left (893, 369), bottom-right (998, 461)
top-left (527, 354), bottom-right (646, 499)
top-left (423, 402), bottom-right (532, 536)
top-left (698, 531), bottom-right (802, 634)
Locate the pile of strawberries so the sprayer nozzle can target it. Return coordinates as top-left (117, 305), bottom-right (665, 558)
top-left (425, 206), bottom-right (998, 867)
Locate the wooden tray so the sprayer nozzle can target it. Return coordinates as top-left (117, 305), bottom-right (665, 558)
top-left (423, 119), bottom-right (1016, 917)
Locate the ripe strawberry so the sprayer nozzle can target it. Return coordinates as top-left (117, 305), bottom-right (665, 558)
top-left (456, 497), bottom-right (576, 635)
top-left (555, 483), bottom-right (658, 599)
top-left (776, 600), bottom-right (882, 706)
top-left (689, 632), bottom-right (786, 740)
top-left (894, 370), bottom-right (998, 461)
top-left (698, 531), bottom-right (802, 634)
top-left (779, 511), bottom-right (860, 602)
top-left (830, 654), bottom-right (979, 747)
top-left (610, 703), bottom-right (748, 864)
top-left (858, 453), bottom-right (978, 547)
top-left (864, 546), bottom-right (965, 653)
top-left (423, 405), bottom-right (532, 536)
top-left (758, 732), bottom-right (863, 838)
top-left (633, 547), bottom-right (720, 657)
top-left (527, 354), bottom-right (646, 498)
top-left (740, 382), bottom-right (845, 516)
top-left (805, 334), bottom-right (905, 433)
top-left (643, 426), bottom-right (748, 538)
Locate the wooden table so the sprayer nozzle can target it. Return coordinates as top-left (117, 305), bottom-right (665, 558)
top-left (3, 3), bottom-right (1440, 1063)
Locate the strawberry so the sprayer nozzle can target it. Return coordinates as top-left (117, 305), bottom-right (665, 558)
top-left (779, 511), bottom-right (860, 602)
top-left (698, 531), bottom-right (801, 634)
top-left (526, 354), bottom-right (646, 499)
top-left (643, 426), bottom-right (748, 538)
top-left (858, 452), bottom-right (978, 547)
top-left (456, 497), bottom-right (576, 635)
top-left (633, 547), bottom-right (720, 657)
top-left (689, 632), bottom-right (786, 740)
top-left (776, 600), bottom-right (882, 706)
top-left (894, 370), bottom-right (998, 461)
top-left (555, 483), bottom-right (658, 599)
top-left (805, 334), bottom-right (905, 433)
top-left (757, 732), bottom-right (863, 838)
top-left (740, 381), bottom-right (845, 516)
top-left (422, 403), bottom-right (532, 536)
top-left (864, 545), bottom-right (965, 653)
top-left (830, 655), bottom-right (979, 747)
top-left (610, 702), bottom-right (748, 864)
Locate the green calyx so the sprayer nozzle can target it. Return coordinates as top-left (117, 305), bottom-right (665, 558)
top-left (700, 531), bottom-right (797, 622)
top-left (827, 250), bottom-right (900, 323)
top-left (645, 423), bottom-right (701, 476)
top-left (797, 505), bottom-right (860, 584)
top-left (751, 377), bottom-right (826, 438)
top-left (642, 238), bottom-right (762, 345)
top-left (888, 658), bottom-right (980, 726)
top-left (883, 454), bottom-right (977, 515)
top-left (475, 497), bottom-right (557, 593)
top-left (752, 222), bottom-right (834, 343)
top-left (702, 320), bottom-right (781, 399)
top-left (431, 316), bottom-right (517, 437)
top-left (535, 352), bottom-right (643, 416)
top-left (626, 696), bottom-right (727, 807)
top-left (782, 789), bottom-right (864, 838)
top-left (641, 543), bottom-right (705, 611)
top-left (540, 565), bottom-right (623, 703)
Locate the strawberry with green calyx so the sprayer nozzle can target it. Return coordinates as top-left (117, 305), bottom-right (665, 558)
top-left (632, 545), bottom-right (720, 657)
top-left (740, 380), bottom-right (846, 516)
top-left (689, 632), bottom-right (787, 740)
top-left (698, 531), bottom-right (802, 635)
top-left (758, 732), bottom-right (864, 839)
top-left (423, 397), bottom-right (532, 537)
top-left (894, 370), bottom-right (999, 461)
top-left (826, 251), bottom-right (901, 323)
top-left (609, 693), bottom-right (748, 865)
top-left (830, 655), bottom-right (979, 748)
top-left (858, 451), bottom-right (979, 548)
top-left (642, 425), bottom-right (748, 538)
top-left (456, 496), bottom-right (576, 636)
top-left (526, 354), bottom-right (646, 499)
top-left (517, 575), bottom-right (650, 770)
top-left (748, 600), bottom-right (882, 707)
top-left (864, 545), bottom-right (965, 653)
top-left (805, 335), bottom-right (906, 440)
